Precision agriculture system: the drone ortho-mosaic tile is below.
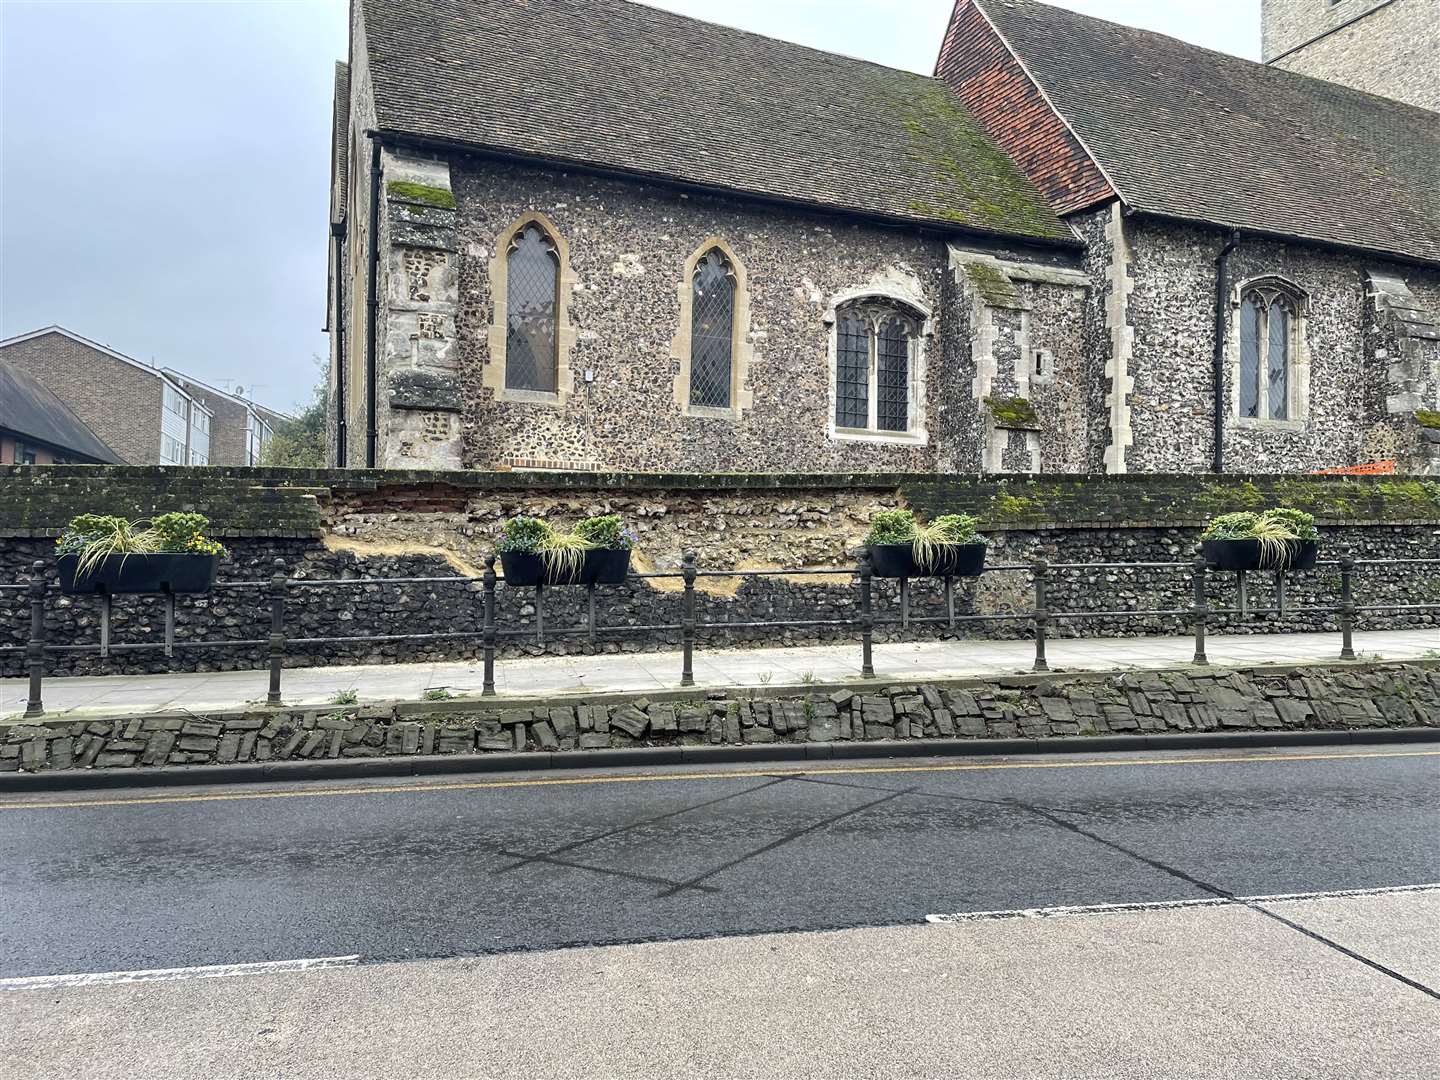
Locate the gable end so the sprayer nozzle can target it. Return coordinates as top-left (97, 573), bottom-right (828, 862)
top-left (936, 0), bottom-right (1115, 216)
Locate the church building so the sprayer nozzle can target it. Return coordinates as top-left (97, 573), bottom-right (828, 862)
top-left (327, 0), bottom-right (1440, 476)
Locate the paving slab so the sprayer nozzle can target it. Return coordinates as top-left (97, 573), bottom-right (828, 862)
top-left (3, 902), bottom-right (1437, 1080)
top-left (2, 628), bottom-right (1436, 718)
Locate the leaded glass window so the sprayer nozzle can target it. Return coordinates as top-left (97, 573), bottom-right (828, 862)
top-left (505, 224), bottom-right (559, 393)
top-left (689, 249), bottom-right (735, 409)
top-left (833, 300), bottom-right (920, 434)
top-left (1238, 282), bottom-right (1298, 422)
top-left (835, 311), bottom-right (869, 428)
top-left (876, 317), bottom-right (911, 432)
top-left (1267, 296), bottom-right (1291, 421)
top-left (1239, 294), bottom-right (1262, 419)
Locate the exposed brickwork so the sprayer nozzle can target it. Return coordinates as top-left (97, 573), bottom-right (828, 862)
top-left (936, 0), bottom-right (1114, 215)
top-left (0, 332), bottom-right (163, 465)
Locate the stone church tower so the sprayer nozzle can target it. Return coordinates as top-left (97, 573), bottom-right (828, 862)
top-left (1262, 0), bottom-right (1439, 111)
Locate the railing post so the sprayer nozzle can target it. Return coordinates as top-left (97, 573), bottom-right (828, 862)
top-left (266, 558), bottom-right (286, 706)
top-left (1031, 557), bottom-right (1050, 673)
top-left (1339, 553), bottom-right (1356, 660)
top-left (24, 560), bottom-right (46, 718)
top-left (858, 550), bottom-right (875, 679)
top-left (1191, 554), bottom-right (1210, 666)
top-left (680, 551), bottom-right (696, 687)
top-left (482, 554), bottom-right (497, 696)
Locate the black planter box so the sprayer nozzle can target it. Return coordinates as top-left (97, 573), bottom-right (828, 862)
top-left (57, 553), bottom-right (221, 595)
top-left (1201, 538), bottom-right (1319, 572)
top-left (500, 548), bottom-right (632, 587)
top-left (868, 542), bottom-right (987, 579)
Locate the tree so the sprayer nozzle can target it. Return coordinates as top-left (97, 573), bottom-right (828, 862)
top-left (260, 366), bottom-right (328, 468)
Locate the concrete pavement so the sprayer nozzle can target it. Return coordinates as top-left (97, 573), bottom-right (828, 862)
top-left (3, 892), bottom-right (1437, 1079)
top-left (5, 626), bottom-right (1437, 717)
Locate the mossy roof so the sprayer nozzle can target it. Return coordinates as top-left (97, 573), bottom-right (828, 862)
top-left (361, 0), bottom-right (1073, 244)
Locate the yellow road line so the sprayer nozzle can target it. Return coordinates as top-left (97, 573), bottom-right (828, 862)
top-left (1, 748), bottom-right (1436, 813)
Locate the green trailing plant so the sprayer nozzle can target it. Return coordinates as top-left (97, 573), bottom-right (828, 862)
top-left (869, 510), bottom-right (986, 570)
top-left (64, 517), bottom-right (159, 579)
top-left (1201, 512), bottom-right (1261, 541)
top-left (865, 509), bottom-right (918, 546)
top-left (573, 514), bottom-right (636, 550)
top-left (538, 529), bottom-right (593, 581)
top-left (56, 512), bottom-right (227, 575)
top-left (1202, 506), bottom-right (1318, 568)
top-left (497, 516), bottom-right (552, 554)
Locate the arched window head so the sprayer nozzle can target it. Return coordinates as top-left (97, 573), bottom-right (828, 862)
top-left (833, 300), bottom-right (922, 434)
top-left (1238, 280), bottom-right (1299, 421)
top-left (689, 249), bottom-right (736, 409)
top-left (505, 223), bottom-right (560, 393)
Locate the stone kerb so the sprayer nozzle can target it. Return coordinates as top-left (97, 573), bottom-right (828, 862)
top-left (4, 663), bottom-right (1437, 777)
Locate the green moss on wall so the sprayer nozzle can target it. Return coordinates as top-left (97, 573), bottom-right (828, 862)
top-left (1416, 409), bottom-right (1440, 430)
top-left (386, 181), bottom-right (456, 210)
top-left (985, 396), bottom-right (1039, 429)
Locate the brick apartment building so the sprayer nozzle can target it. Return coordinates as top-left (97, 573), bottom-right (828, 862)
top-left (0, 327), bottom-right (289, 466)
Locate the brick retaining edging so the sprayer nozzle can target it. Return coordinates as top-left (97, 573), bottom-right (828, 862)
top-left (3, 662), bottom-right (1437, 792)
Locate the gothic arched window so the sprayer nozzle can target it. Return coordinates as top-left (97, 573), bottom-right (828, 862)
top-left (505, 223), bottom-right (560, 393)
top-left (689, 248), bottom-right (736, 409)
top-left (1238, 281), bottom-right (1298, 421)
top-left (833, 300), bottom-right (921, 434)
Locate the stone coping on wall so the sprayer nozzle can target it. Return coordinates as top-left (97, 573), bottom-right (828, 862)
top-left (4, 662), bottom-right (1436, 788)
top-left (2, 466), bottom-right (1439, 537)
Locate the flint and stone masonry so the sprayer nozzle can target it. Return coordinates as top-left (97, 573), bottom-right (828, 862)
top-left (5, 664), bottom-right (1437, 775)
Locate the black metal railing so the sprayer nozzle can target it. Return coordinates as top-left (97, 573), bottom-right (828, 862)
top-left (4, 551), bottom-right (1439, 718)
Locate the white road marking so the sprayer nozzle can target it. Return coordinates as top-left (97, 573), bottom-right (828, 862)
top-left (0, 954), bottom-right (362, 992)
top-left (925, 882), bottom-right (1440, 924)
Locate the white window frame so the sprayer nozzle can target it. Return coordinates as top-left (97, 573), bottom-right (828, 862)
top-left (824, 288), bottom-right (931, 446)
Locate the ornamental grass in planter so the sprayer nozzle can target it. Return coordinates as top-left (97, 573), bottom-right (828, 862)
top-left (865, 509), bottom-right (988, 579)
top-left (1201, 508), bottom-right (1319, 572)
top-left (497, 514), bottom-right (636, 586)
top-left (55, 512), bottom-right (228, 595)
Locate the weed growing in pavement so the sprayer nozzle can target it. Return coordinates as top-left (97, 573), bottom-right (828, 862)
top-left (330, 689), bottom-right (359, 705)
top-left (758, 671), bottom-right (773, 685)
top-left (800, 671), bottom-right (816, 684)
top-left (422, 688), bottom-right (455, 701)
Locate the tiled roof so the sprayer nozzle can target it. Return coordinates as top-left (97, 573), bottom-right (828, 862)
top-left (975, 0), bottom-right (1440, 264)
top-left (331, 61), bottom-right (350, 225)
top-left (0, 360), bottom-right (123, 464)
top-left (358, 0), bottom-right (1074, 244)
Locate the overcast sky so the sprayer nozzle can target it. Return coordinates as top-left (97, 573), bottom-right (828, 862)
top-left (0, 1), bottom-right (1261, 413)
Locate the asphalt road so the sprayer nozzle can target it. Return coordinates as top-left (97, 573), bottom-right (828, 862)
top-left (1, 745), bottom-right (1438, 977)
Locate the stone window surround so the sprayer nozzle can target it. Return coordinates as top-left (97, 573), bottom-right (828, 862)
top-left (670, 238), bottom-right (756, 420)
top-left (484, 212), bottom-right (578, 407)
top-left (824, 285), bottom-right (932, 446)
top-left (1228, 274), bottom-right (1312, 434)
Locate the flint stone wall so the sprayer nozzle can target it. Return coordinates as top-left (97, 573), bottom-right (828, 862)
top-left (2, 468), bottom-right (1439, 677)
top-left (4, 664), bottom-right (1437, 774)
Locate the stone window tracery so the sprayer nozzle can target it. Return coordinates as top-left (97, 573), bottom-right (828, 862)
top-left (504, 224), bottom-right (561, 394)
top-left (1238, 280), bottom-right (1301, 422)
top-left (671, 238), bottom-right (754, 419)
top-left (832, 299), bottom-right (922, 435)
top-left (689, 249), bottom-right (736, 409)
top-left (484, 212), bottom-right (577, 406)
